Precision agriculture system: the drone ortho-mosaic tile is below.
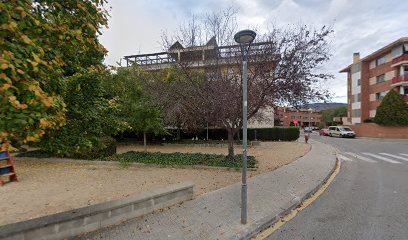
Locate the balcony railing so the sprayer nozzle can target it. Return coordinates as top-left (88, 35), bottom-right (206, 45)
top-left (392, 53), bottom-right (408, 65)
top-left (391, 75), bottom-right (408, 84)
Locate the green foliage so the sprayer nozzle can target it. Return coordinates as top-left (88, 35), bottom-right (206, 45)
top-left (120, 127), bottom-right (299, 142)
top-left (0, 0), bottom-right (109, 150)
top-left (39, 72), bottom-right (122, 158)
top-left (374, 90), bottom-right (408, 126)
top-left (17, 136), bottom-right (116, 159)
top-left (116, 151), bottom-right (257, 168)
top-left (247, 128), bottom-right (300, 141)
top-left (320, 106), bottom-right (347, 126)
top-left (107, 67), bottom-right (166, 136)
top-left (16, 149), bottom-right (54, 158)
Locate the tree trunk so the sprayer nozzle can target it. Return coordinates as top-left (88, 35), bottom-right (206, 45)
top-left (143, 131), bottom-right (147, 152)
top-left (227, 128), bottom-right (234, 157)
top-left (176, 127), bottom-right (181, 141)
top-left (235, 129), bottom-right (240, 143)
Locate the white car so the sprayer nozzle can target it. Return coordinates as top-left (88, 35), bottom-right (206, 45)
top-left (328, 126), bottom-right (356, 138)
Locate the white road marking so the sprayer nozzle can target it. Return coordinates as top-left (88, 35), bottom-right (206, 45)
top-left (379, 153), bottom-right (408, 162)
top-left (339, 154), bottom-right (352, 161)
top-left (362, 152), bottom-right (402, 164)
top-left (400, 153), bottom-right (408, 157)
top-left (344, 152), bottom-right (377, 163)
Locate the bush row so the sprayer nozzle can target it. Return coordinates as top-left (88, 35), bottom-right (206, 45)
top-left (116, 127), bottom-right (300, 142)
top-left (116, 151), bottom-right (257, 168)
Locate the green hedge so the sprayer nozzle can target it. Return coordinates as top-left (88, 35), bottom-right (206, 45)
top-left (117, 127), bottom-right (299, 142)
top-left (116, 151), bottom-right (257, 168)
top-left (247, 127), bottom-right (299, 141)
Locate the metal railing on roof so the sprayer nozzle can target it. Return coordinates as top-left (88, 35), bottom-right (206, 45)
top-left (123, 42), bottom-right (274, 67)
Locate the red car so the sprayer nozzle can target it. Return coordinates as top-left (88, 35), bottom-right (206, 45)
top-left (319, 128), bottom-right (330, 136)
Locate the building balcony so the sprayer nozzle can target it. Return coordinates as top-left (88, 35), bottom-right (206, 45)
top-left (391, 75), bottom-right (408, 86)
top-left (391, 53), bottom-right (408, 67)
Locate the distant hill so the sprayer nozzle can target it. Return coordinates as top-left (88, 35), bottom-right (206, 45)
top-left (303, 103), bottom-right (347, 111)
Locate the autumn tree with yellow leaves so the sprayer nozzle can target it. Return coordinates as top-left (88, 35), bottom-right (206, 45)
top-left (0, 0), bottom-right (109, 150)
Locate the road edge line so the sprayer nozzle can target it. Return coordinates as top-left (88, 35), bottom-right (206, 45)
top-left (250, 150), bottom-right (341, 240)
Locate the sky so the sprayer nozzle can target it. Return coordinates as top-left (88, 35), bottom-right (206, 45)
top-left (99, 0), bottom-right (408, 103)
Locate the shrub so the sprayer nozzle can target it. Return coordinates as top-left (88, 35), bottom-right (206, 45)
top-left (39, 72), bottom-right (122, 158)
top-left (118, 127), bottom-right (299, 142)
top-left (374, 90), bottom-right (408, 126)
top-left (116, 151), bottom-right (257, 168)
top-left (17, 137), bottom-right (117, 159)
top-left (247, 127), bottom-right (300, 141)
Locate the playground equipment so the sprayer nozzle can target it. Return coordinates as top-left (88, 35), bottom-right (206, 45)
top-left (0, 151), bottom-right (18, 186)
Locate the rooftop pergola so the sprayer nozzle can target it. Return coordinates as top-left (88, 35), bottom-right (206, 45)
top-left (123, 40), bottom-right (274, 69)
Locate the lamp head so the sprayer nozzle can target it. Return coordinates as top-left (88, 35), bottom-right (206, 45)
top-left (234, 29), bottom-right (256, 44)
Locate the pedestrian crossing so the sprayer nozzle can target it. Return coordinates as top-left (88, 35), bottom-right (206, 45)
top-left (339, 152), bottom-right (408, 165)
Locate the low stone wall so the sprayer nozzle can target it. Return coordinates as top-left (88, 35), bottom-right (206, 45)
top-left (349, 123), bottom-right (408, 138)
top-left (0, 182), bottom-right (194, 240)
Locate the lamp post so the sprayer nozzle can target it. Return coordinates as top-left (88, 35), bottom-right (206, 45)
top-left (234, 29), bottom-right (256, 224)
top-left (308, 108), bottom-right (313, 129)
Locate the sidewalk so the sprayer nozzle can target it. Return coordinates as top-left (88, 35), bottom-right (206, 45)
top-left (81, 140), bottom-right (337, 240)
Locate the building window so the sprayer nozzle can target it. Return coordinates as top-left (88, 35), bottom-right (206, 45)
top-left (351, 109), bottom-right (361, 117)
top-left (357, 79), bottom-right (361, 86)
top-left (404, 66), bottom-right (408, 76)
top-left (291, 116), bottom-right (295, 120)
top-left (376, 74), bottom-right (385, 84)
top-left (376, 91), bottom-right (387, 100)
top-left (376, 56), bottom-right (386, 66)
top-left (357, 93), bottom-right (361, 102)
top-left (404, 87), bottom-right (408, 95)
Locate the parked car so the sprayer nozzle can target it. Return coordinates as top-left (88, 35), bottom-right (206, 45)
top-left (328, 126), bottom-right (356, 138)
top-left (319, 128), bottom-right (330, 136)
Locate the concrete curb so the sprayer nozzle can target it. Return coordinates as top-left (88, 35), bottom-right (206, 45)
top-left (0, 182), bottom-right (194, 240)
top-left (234, 141), bottom-right (339, 240)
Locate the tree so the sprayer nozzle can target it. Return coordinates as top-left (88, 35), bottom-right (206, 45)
top-left (374, 90), bottom-right (408, 126)
top-left (146, 67), bottom-right (210, 141)
top-left (39, 69), bottom-right (124, 158)
top-left (0, 0), bottom-right (109, 150)
top-left (156, 9), bottom-right (332, 156)
top-left (320, 106), bottom-right (347, 126)
top-left (107, 67), bottom-right (166, 152)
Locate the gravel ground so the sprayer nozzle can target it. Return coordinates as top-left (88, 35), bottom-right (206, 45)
top-left (0, 141), bottom-right (309, 226)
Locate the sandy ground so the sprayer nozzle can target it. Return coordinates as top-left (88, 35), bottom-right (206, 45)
top-left (0, 142), bottom-right (309, 226)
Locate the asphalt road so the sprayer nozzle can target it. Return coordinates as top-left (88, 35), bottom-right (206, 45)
top-left (266, 134), bottom-right (408, 240)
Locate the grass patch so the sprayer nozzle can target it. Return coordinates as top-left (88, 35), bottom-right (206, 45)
top-left (117, 151), bottom-right (257, 168)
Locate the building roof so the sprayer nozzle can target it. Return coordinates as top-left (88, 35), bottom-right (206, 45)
top-left (339, 37), bottom-right (408, 73)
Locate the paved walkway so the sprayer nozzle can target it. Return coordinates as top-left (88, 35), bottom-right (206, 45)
top-left (81, 140), bottom-right (337, 240)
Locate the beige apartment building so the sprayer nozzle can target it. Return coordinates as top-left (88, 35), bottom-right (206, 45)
top-left (340, 38), bottom-right (408, 125)
top-left (124, 38), bottom-right (275, 128)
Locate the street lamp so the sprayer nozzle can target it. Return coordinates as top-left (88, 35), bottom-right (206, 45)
top-left (234, 29), bottom-right (256, 224)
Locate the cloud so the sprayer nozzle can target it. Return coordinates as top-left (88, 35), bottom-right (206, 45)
top-left (100, 0), bottom-right (408, 103)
